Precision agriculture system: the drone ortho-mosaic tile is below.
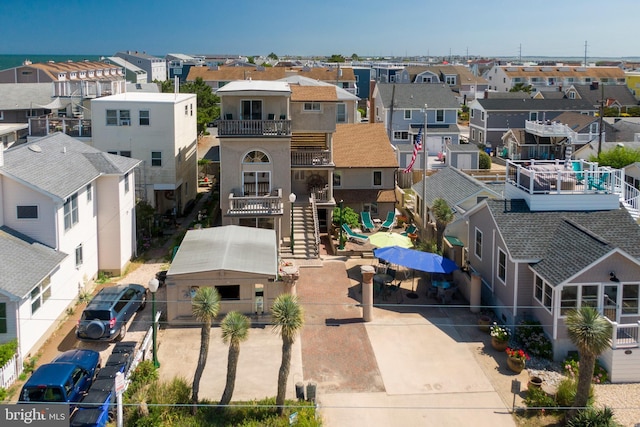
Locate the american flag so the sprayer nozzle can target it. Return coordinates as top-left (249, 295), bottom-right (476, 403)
top-left (403, 127), bottom-right (422, 173)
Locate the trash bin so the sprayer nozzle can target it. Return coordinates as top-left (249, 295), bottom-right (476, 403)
top-left (295, 382), bottom-right (305, 400)
top-left (306, 381), bottom-right (317, 402)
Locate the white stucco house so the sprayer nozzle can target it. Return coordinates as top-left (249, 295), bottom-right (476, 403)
top-left (90, 92), bottom-right (198, 215)
top-left (0, 133), bottom-right (140, 357)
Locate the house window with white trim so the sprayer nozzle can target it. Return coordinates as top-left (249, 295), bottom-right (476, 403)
top-left (75, 244), bottom-right (83, 267)
top-left (529, 112), bottom-right (538, 121)
top-left (470, 109), bottom-right (474, 119)
top-left (303, 102), bottom-right (321, 111)
top-left (622, 284), bottom-right (640, 315)
top-left (336, 103), bottom-right (347, 123)
top-left (393, 131), bottom-right (409, 141)
top-left (30, 276), bottom-right (51, 315)
top-left (481, 111), bottom-right (485, 121)
top-left (0, 303), bottom-right (6, 333)
top-left (373, 171), bottom-right (382, 187)
top-left (86, 184), bottom-right (92, 202)
top-left (560, 286), bottom-right (578, 315)
top-left (333, 171), bottom-right (342, 187)
top-left (474, 228), bottom-right (482, 259)
top-left (497, 249), bottom-right (506, 283)
top-left (445, 76), bottom-right (456, 85)
top-left (151, 151), bottom-right (162, 167)
top-left (64, 193), bottom-right (79, 231)
top-left (436, 109), bottom-right (444, 122)
top-left (124, 172), bottom-right (130, 193)
top-left (404, 110), bottom-right (411, 120)
top-left (139, 110), bottom-right (150, 125)
top-left (534, 275), bottom-right (552, 312)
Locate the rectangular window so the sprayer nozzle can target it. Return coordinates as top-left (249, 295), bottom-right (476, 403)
top-left (622, 284), bottom-right (640, 315)
top-left (215, 285), bottom-right (240, 300)
top-left (119, 110), bottom-right (130, 125)
top-left (373, 171), bottom-right (382, 186)
top-left (481, 111), bottom-right (485, 121)
top-left (336, 103), bottom-right (347, 123)
top-left (185, 105), bottom-right (188, 115)
top-left (393, 131), bottom-right (409, 141)
top-left (436, 109), bottom-right (444, 122)
top-left (86, 184), bottom-right (92, 202)
top-left (535, 276), bottom-right (543, 302)
top-left (544, 284), bottom-right (552, 311)
top-left (0, 303), bottom-right (6, 333)
top-left (63, 193), bottom-right (79, 230)
top-left (530, 112), bottom-right (538, 121)
top-left (120, 151), bottom-right (131, 158)
top-left (404, 110), bottom-right (411, 119)
top-left (470, 109), bottom-right (475, 119)
top-left (106, 109), bottom-right (117, 126)
top-left (479, 131), bottom-right (484, 143)
top-left (474, 228), bottom-right (482, 259)
top-left (581, 285), bottom-right (599, 308)
top-left (75, 244), bottom-right (83, 267)
top-left (151, 151), bottom-right (162, 167)
top-left (561, 286), bottom-right (578, 316)
top-left (471, 129), bottom-right (476, 140)
top-left (303, 102), bottom-right (321, 111)
top-left (139, 110), bottom-right (150, 125)
top-left (124, 172), bottom-right (130, 193)
top-left (17, 205), bottom-right (38, 219)
top-left (333, 171), bottom-right (342, 187)
top-left (30, 276), bottom-right (51, 315)
top-left (445, 76), bottom-right (456, 85)
top-left (190, 104), bottom-right (193, 116)
top-left (497, 249), bottom-right (506, 282)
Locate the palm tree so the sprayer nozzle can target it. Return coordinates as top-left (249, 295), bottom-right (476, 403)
top-left (271, 293), bottom-right (304, 416)
top-left (190, 286), bottom-right (220, 413)
top-left (431, 198), bottom-right (453, 253)
top-left (218, 311), bottom-right (250, 410)
top-left (565, 307), bottom-right (612, 421)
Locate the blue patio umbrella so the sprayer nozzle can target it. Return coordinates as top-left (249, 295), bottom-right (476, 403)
top-left (373, 246), bottom-right (459, 274)
top-left (373, 246), bottom-right (459, 298)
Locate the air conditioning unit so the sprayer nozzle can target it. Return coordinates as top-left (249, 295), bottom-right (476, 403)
top-left (120, 119), bottom-right (130, 126)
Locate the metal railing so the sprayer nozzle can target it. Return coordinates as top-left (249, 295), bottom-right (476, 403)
top-left (310, 194), bottom-right (320, 257)
top-left (29, 117), bottom-right (92, 137)
top-left (291, 150), bottom-right (332, 166)
top-left (218, 119), bottom-right (291, 136)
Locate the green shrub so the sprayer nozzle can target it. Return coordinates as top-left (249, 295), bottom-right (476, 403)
top-left (524, 385), bottom-right (556, 411)
top-left (0, 387), bottom-right (7, 402)
top-left (514, 320), bottom-right (553, 359)
top-left (0, 340), bottom-right (18, 367)
top-left (127, 360), bottom-right (159, 397)
top-left (332, 206), bottom-right (360, 229)
top-left (479, 151), bottom-right (492, 169)
top-left (566, 406), bottom-right (621, 427)
top-left (555, 377), bottom-right (593, 409)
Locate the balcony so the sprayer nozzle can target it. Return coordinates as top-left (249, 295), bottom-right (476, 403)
top-left (227, 188), bottom-right (283, 216)
top-left (525, 120), bottom-right (601, 144)
top-left (218, 119), bottom-right (291, 137)
top-left (29, 117), bottom-right (92, 138)
top-left (605, 317), bottom-right (640, 349)
top-left (504, 159), bottom-right (623, 211)
top-left (291, 150), bottom-right (333, 167)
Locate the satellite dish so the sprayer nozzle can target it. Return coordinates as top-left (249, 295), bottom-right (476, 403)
top-left (28, 144), bottom-right (42, 153)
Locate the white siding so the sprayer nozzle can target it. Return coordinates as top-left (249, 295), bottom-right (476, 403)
top-left (601, 347), bottom-right (640, 383)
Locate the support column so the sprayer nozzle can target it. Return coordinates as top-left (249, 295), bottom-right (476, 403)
top-left (361, 265), bottom-right (375, 322)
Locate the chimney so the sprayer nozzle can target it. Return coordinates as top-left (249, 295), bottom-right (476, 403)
top-left (484, 89), bottom-right (489, 99)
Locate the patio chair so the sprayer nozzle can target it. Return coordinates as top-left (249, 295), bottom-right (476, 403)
top-left (439, 285), bottom-right (459, 305)
top-left (401, 224), bottom-right (417, 236)
top-left (571, 161), bottom-right (584, 184)
top-left (380, 211), bottom-right (395, 230)
top-left (342, 223), bottom-right (368, 244)
top-left (361, 211), bottom-right (376, 232)
top-left (588, 171), bottom-right (610, 192)
top-left (385, 281), bottom-right (404, 303)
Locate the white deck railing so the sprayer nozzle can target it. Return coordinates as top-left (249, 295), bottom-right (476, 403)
top-left (605, 317), bottom-right (640, 349)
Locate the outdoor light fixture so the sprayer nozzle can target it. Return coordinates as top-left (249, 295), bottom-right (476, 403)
top-left (289, 193), bottom-right (296, 251)
top-left (609, 272), bottom-right (619, 282)
top-left (148, 278), bottom-right (160, 368)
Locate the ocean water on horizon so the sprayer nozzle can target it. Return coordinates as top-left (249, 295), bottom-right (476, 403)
top-left (0, 54), bottom-right (105, 71)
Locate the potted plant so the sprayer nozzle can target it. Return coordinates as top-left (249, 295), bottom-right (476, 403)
top-left (477, 314), bottom-right (492, 332)
top-left (490, 323), bottom-right (511, 351)
top-left (528, 376), bottom-right (543, 389)
top-left (505, 347), bottom-right (530, 373)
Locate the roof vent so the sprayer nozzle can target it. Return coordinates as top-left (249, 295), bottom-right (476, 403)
top-left (28, 144), bottom-right (42, 153)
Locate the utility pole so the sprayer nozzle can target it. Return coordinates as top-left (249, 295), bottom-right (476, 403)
top-left (597, 82), bottom-right (604, 156)
top-left (422, 104), bottom-right (428, 228)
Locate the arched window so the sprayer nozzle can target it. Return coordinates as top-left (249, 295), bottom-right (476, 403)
top-left (242, 150), bottom-right (271, 196)
top-left (243, 150), bottom-right (270, 163)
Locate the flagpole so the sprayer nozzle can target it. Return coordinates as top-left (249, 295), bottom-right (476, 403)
top-left (422, 104), bottom-right (428, 228)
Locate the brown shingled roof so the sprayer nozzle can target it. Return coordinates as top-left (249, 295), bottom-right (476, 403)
top-left (290, 85), bottom-right (337, 101)
top-left (186, 66), bottom-right (286, 82)
top-left (502, 66), bottom-right (624, 79)
top-left (298, 67), bottom-right (356, 82)
top-left (333, 123), bottom-right (398, 168)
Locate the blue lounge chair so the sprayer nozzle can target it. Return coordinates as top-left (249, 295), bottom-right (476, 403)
top-left (360, 211), bottom-right (376, 232)
top-left (588, 171), bottom-right (609, 192)
top-left (342, 224), bottom-right (368, 244)
top-left (380, 212), bottom-right (395, 230)
top-left (401, 224), bottom-right (417, 236)
top-left (571, 161), bottom-right (584, 184)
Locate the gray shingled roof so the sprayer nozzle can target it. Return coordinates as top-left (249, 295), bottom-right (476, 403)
top-left (485, 199), bottom-right (640, 282)
top-left (1, 133), bottom-right (141, 200)
top-left (476, 98), bottom-right (595, 112)
top-left (0, 226), bottom-right (67, 299)
top-left (531, 220), bottom-right (614, 284)
top-left (376, 83), bottom-right (460, 109)
top-left (0, 83), bottom-right (61, 110)
top-left (412, 167), bottom-right (501, 219)
top-left (573, 84), bottom-right (639, 107)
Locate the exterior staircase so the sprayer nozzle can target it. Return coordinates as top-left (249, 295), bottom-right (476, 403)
top-left (281, 202), bottom-right (320, 259)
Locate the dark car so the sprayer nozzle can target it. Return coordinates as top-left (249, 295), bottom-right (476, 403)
top-left (19, 349), bottom-right (101, 410)
top-left (76, 284), bottom-right (147, 342)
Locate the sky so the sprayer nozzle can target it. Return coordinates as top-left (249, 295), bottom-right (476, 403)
top-left (1, 0), bottom-right (638, 59)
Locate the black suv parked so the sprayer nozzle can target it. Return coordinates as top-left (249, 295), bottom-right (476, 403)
top-left (76, 284), bottom-right (147, 342)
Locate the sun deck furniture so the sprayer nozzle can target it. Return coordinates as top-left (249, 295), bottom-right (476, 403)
top-left (380, 211), bottom-right (395, 230)
top-left (571, 161), bottom-right (584, 184)
top-left (588, 171), bottom-right (610, 192)
top-left (361, 211), bottom-right (376, 232)
top-left (342, 223), bottom-right (368, 243)
top-left (401, 224), bottom-right (417, 236)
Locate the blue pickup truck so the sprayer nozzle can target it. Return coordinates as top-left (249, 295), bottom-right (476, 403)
top-left (19, 349), bottom-right (101, 411)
